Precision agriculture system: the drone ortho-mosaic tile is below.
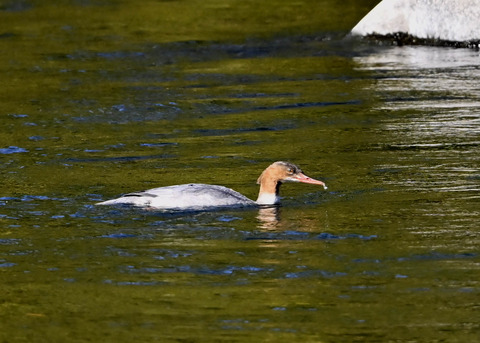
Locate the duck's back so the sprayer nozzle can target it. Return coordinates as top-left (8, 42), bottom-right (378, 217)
top-left (96, 183), bottom-right (256, 210)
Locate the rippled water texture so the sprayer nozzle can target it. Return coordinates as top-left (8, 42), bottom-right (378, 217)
top-left (1, 1), bottom-right (479, 342)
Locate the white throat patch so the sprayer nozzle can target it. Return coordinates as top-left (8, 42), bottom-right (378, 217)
top-left (256, 193), bottom-right (279, 205)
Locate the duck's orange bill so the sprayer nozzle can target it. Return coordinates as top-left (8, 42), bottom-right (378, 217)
top-left (294, 173), bottom-right (328, 190)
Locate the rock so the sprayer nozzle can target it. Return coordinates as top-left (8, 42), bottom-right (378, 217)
top-left (350, 0), bottom-right (480, 43)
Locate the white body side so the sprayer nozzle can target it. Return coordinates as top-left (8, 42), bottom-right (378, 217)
top-left (351, 0), bottom-right (480, 42)
top-left (96, 183), bottom-right (257, 210)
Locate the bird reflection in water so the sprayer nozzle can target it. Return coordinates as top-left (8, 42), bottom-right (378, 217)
top-left (256, 205), bottom-right (282, 229)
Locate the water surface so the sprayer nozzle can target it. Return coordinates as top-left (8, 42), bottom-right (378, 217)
top-left (1, 1), bottom-right (479, 342)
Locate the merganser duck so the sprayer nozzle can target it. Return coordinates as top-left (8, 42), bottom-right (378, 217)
top-left (95, 161), bottom-right (327, 210)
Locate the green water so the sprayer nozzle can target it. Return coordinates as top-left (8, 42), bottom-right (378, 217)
top-left (1, 0), bottom-right (479, 342)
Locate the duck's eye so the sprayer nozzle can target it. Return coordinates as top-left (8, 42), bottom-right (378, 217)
top-left (287, 168), bottom-right (294, 174)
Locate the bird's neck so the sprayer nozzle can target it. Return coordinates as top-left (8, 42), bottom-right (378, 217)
top-left (256, 178), bottom-right (281, 205)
